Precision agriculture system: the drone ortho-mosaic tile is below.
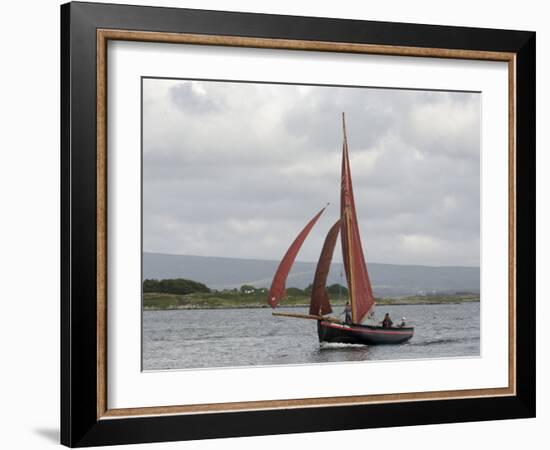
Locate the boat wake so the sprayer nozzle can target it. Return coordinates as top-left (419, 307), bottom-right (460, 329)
top-left (410, 337), bottom-right (478, 346)
top-left (319, 341), bottom-right (367, 349)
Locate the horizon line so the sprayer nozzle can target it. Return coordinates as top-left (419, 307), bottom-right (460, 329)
top-left (143, 251), bottom-right (480, 270)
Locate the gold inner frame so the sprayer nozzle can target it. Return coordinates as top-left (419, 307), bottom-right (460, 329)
top-left (96, 29), bottom-right (517, 420)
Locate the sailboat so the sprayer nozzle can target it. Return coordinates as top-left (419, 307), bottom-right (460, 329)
top-left (267, 113), bottom-right (414, 345)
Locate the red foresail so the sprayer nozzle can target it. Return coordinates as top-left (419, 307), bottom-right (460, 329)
top-left (340, 113), bottom-right (375, 323)
top-left (309, 220), bottom-right (341, 316)
top-left (268, 207), bottom-right (326, 308)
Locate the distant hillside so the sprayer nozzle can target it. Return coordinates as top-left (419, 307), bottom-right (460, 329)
top-left (143, 252), bottom-right (480, 297)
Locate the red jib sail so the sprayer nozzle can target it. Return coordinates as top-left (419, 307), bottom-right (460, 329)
top-left (268, 207), bottom-right (326, 308)
top-left (309, 219), bottom-right (341, 316)
top-left (340, 113), bottom-right (375, 323)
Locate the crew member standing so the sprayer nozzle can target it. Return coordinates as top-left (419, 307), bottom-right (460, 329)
top-left (344, 301), bottom-right (352, 324)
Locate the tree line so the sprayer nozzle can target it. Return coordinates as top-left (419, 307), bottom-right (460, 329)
top-left (143, 278), bottom-right (210, 295)
top-left (143, 278), bottom-right (348, 297)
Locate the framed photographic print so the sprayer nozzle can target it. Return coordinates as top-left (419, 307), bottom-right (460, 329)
top-left (60, 1), bottom-right (536, 447)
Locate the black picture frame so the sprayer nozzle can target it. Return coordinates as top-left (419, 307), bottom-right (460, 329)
top-left (61, 1), bottom-right (535, 447)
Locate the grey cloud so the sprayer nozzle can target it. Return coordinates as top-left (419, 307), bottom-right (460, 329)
top-left (169, 82), bottom-right (222, 113)
top-left (143, 79), bottom-right (480, 267)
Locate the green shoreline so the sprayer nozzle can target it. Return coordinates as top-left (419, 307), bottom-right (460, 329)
top-left (143, 292), bottom-right (480, 311)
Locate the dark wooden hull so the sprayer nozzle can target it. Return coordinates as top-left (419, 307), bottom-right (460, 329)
top-left (318, 320), bottom-right (414, 345)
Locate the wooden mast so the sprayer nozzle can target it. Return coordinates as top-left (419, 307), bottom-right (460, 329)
top-left (342, 114), bottom-right (356, 319)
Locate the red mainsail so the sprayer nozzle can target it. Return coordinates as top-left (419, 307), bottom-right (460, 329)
top-left (268, 207), bottom-right (326, 308)
top-left (309, 219), bottom-right (341, 316)
top-left (340, 113), bottom-right (375, 323)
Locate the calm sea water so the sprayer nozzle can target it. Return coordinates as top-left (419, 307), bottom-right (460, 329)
top-left (142, 303), bottom-right (480, 370)
top-left (143, 302), bottom-right (480, 370)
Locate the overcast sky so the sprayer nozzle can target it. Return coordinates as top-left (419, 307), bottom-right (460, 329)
top-left (142, 78), bottom-right (480, 267)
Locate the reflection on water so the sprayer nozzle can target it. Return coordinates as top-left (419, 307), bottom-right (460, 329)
top-left (143, 303), bottom-right (480, 370)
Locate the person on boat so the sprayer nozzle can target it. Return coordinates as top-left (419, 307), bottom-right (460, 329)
top-left (343, 302), bottom-right (352, 324)
top-left (367, 310), bottom-right (375, 322)
top-left (399, 317), bottom-right (407, 328)
top-left (382, 313), bottom-right (393, 328)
